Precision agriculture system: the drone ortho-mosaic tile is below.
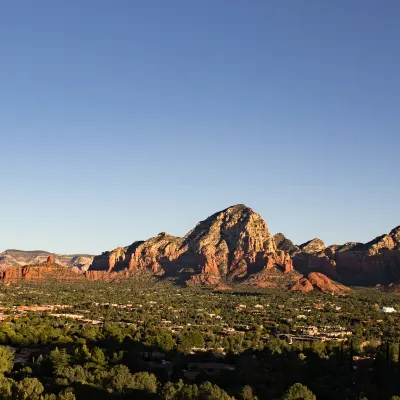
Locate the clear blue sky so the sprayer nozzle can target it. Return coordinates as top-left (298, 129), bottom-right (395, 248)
top-left (1, 0), bottom-right (399, 254)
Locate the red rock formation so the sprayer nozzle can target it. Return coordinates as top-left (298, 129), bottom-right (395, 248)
top-left (213, 283), bottom-right (232, 291)
top-left (88, 204), bottom-right (293, 286)
top-left (196, 245), bottom-right (221, 284)
top-left (87, 209), bottom-right (400, 288)
top-left (307, 272), bottom-right (350, 293)
top-left (84, 269), bottom-right (132, 282)
top-left (307, 253), bottom-right (339, 280)
top-left (0, 263), bottom-right (84, 283)
top-left (264, 250), bottom-right (293, 272)
top-left (0, 250), bottom-right (93, 271)
top-left (46, 255), bottom-right (54, 264)
top-left (277, 227), bottom-right (400, 286)
top-left (291, 277), bottom-right (314, 293)
top-left (291, 272), bottom-right (350, 293)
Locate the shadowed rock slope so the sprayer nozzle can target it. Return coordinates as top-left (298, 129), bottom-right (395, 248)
top-left (275, 226), bottom-right (400, 286)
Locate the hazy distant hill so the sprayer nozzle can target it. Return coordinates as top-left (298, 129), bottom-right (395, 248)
top-left (0, 249), bottom-right (93, 272)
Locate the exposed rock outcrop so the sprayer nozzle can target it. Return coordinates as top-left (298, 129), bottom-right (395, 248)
top-left (290, 276), bottom-right (315, 293)
top-left (291, 272), bottom-right (350, 293)
top-left (87, 204), bottom-right (293, 285)
top-left (283, 226), bottom-right (400, 285)
top-left (298, 238), bottom-right (326, 254)
top-left (0, 262), bottom-right (84, 283)
top-left (0, 250), bottom-right (93, 272)
top-left (273, 233), bottom-right (299, 254)
top-left (5, 206), bottom-right (397, 289)
top-left (213, 283), bottom-right (233, 291)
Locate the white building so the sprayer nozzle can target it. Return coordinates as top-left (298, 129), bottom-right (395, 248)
top-left (381, 307), bottom-right (396, 313)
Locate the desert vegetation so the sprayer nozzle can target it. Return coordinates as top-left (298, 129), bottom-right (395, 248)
top-left (0, 279), bottom-right (399, 399)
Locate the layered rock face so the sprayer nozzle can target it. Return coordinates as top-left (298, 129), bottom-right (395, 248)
top-left (277, 227), bottom-right (400, 285)
top-left (87, 205), bottom-right (294, 285)
top-left (0, 250), bottom-right (93, 272)
top-left (334, 226), bottom-right (400, 285)
top-left (291, 272), bottom-right (350, 293)
top-left (0, 263), bottom-right (85, 283)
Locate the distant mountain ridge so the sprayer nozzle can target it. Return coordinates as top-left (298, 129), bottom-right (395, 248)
top-left (1, 204), bottom-right (399, 290)
top-left (86, 204), bottom-right (399, 289)
top-left (0, 249), bottom-right (93, 272)
top-left (275, 226), bottom-right (400, 286)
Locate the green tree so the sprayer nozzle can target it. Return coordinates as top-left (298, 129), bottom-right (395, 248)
top-left (57, 389), bottom-right (76, 400)
top-left (160, 380), bottom-right (185, 400)
top-left (59, 365), bottom-right (88, 384)
top-left (12, 377), bottom-right (44, 400)
top-left (0, 375), bottom-right (12, 398)
top-left (73, 344), bottom-right (91, 364)
top-left (48, 348), bottom-right (70, 375)
top-left (267, 338), bottom-right (286, 355)
top-left (281, 383), bottom-right (316, 400)
top-left (0, 345), bottom-right (14, 374)
top-left (106, 365), bottom-right (135, 393)
top-left (160, 381), bottom-right (178, 400)
top-left (132, 371), bottom-right (158, 393)
top-left (223, 334), bottom-right (244, 354)
top-left (199, 381), bottom-right (233, 399)
top-left (84, 347), bottom-right (107, 372)
top-left (145, 329), bottom-right (175, 352)
top-left (310, 341), bottom-right (326, 357)
top-left (178, 329), bottom-right (205, 352)
top-left (239, 385), bottom-right (258, 400)
top-left (178, 384), bottom-right (199, 400)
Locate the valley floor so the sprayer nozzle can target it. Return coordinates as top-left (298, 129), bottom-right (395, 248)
top-left (0, 280), bottom-right (399, 399)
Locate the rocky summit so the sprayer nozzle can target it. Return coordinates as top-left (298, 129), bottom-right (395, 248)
top-left (1, 204), bottom-right (399, 289)
top-left (87, 204), bottom-right (295, 286)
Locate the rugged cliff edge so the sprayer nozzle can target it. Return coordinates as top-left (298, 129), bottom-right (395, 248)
top-left (276, 226), bottom-right (400, 285)
top-left (0, 262), bottom-right (85, 283)
top-left (87, 204), bottom-right (294, 285)
top-left (3, 206), bottom-right (398, 288)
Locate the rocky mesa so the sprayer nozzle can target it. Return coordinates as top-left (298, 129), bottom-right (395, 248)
top-left (0, 261), bottom-right (85, 283)
top-left (0, 249), bottom-right (93, 272)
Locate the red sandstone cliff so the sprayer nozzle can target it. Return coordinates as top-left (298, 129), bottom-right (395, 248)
top-left (276, 226), bottom-right (400, 285)
top-left (87, 204), bottom-right (294, 285)
top-left (0, 263), bottom-right (84, 283)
